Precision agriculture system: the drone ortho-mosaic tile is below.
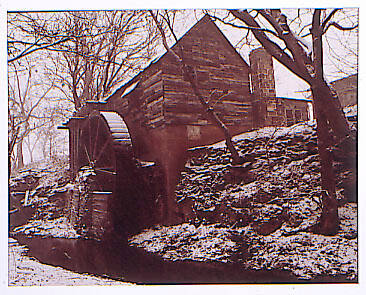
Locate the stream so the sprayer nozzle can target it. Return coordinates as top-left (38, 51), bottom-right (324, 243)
top-left (12, 234), bottom-right (353, 285)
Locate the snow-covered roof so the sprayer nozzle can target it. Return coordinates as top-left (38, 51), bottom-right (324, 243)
top-left (121, 81), bottom-right (140, 98)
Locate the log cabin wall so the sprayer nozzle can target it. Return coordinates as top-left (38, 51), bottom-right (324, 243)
top-left (162, 15), bottom-right (254, 147)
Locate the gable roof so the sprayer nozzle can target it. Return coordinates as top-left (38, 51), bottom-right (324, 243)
top-left (197, 14), bottom-right (251, 69)
top-left (104, 14), bottom-right (250, 102)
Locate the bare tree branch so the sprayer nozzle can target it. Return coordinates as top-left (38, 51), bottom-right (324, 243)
top-left (230, 9), bottom-right (313, 83)
top-left (8, 37), bottom-right (71, 63)
top-left (321, 9), bottom-right (340, 32)
top-left (323, 21), bottom-right (358, 34)
top-left (209, 13), bottom-right (279, 37)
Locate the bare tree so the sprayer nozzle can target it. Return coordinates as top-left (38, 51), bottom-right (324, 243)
top-left (223, 8), bottom-right (358, 235)
top-left (8, 11), bottom-right (161, 110)
top-left (42, 11), bottom-right (160, 109)
top-left (8, 57), bottom-right (66, 174)
top-left (8, 10), bottom-right (161, 174)
top-left (7, 12), bottom-right (71, 63)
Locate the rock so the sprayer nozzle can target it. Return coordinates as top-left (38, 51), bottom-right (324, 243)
top-left (223, 165), bottom-right (256, 184)
top-left (253, 188), bottom-right (273, 203)
top-left (177, 196), bottom-right (196, 223)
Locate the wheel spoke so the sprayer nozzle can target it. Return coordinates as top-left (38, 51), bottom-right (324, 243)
top-left (95, 168), bottom-right (116, 175)
top-left (94, 137), bottom-right (112, 166)
top-left (84, 145), bottom-right (92, 167)
top-left (77, 113), bottom-right (125, 196)
top-left (92, 119), bottom-right (100, 160)
top-left (95, 165), bottom-right (115, 171)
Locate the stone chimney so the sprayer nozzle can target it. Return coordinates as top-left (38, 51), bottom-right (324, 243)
top-left (249, 47), bottom-right (283, 126)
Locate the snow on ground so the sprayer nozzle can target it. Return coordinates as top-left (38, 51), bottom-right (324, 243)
top-left (8, 238), bottom-right (129, 286)
top-left (13, 217), bottom-right (80, 239)
top-left (241, 203), bottom-right (357, 280)
top-left (130, 224), bottom-right (237, 263)
top-left (131, 120), bottom-right (357, 281)
top-left (130, 202), bottom-right (357, 280)
top-left (205, 121), bottom-right (316, 150)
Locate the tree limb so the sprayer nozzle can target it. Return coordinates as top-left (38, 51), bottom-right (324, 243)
top-left (8, 37), bottom-right (71, 63)
top-left (321, 9), bottom-right (340, 32)
top-left (230, 9), bottom-right (313, 83)
top-left (209, 13), bottom-right (279, 37)
top-left (323, 21), bottom-right (358, 34)
top-left (148, 10), bottom-right (182, 63)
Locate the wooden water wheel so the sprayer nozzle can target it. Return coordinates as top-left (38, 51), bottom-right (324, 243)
top-left (78, 111), bottom-right (133, 191)
top-left (77, 110), bottom-right (134, 239)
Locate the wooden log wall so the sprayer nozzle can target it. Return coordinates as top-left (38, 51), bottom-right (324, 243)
top-left (161, 17), bottom-right (253, 130)
top-left (109, 66), bottom-right (164, 130)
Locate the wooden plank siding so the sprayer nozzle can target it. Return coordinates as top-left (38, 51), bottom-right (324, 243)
top-left (141, 67), bottom-right (164, 128)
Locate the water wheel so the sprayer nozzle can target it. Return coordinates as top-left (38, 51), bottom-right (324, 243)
top-left (78, 110), bottom-right (133, 190)
top-left (77, 110), bottom-right (135, 239)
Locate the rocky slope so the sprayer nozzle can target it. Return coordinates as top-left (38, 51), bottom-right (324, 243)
top-left (130, 121), bottom-right (357, 281)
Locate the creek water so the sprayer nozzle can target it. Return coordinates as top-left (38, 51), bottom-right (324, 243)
top-left (13, 234), bottom-right (352, 284)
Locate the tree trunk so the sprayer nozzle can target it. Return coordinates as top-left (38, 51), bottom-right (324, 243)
top-left (25, 139), bottom-right (34, 164)
top-left (310, 11), bottom-right (340, 235)
top-left (16, 141), bottom-right (24, 170)
top-left (311, 87), bottom-right (339, 235)
top-left (311, 81), bottom-right (351, 143)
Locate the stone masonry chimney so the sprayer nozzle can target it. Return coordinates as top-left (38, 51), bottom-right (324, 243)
top-left (249, 47), bottom-right (283, 127)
